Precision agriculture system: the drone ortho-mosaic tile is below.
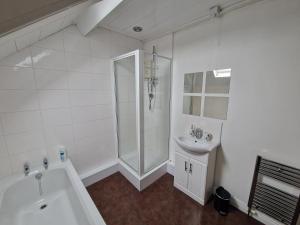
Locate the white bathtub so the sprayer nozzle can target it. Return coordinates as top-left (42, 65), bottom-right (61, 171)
top-left (0, 160), bottom-right (106, 225)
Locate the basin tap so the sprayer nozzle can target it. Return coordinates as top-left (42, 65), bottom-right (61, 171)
top-left (205, 133), bottom-right (213, 142)
top-left (190, 125), bottom-right (196, 137)
top-left (43, 157), bottom-right (48, 170)
top-left (190, 125), bottom-right (203, 139)
top-left (194, 128), bottom-right (203, 139)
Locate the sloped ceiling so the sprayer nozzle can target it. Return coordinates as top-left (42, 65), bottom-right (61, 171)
top-left (0, 0), bottom-right (87, 35)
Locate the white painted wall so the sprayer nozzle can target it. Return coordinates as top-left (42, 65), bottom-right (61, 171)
top-left (143, 34), bottom-right (173, 58)
top-left (0, 24), bottom-right (142, 178)
top-left (145, 0), bottom-right (300, 214)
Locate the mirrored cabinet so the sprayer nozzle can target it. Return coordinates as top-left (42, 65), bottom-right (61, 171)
top-left (183, 69), bottom-right (231, 120)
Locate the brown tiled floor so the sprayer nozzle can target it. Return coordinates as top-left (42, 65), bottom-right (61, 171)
top-left (87, 173), bottom-right (263, 225)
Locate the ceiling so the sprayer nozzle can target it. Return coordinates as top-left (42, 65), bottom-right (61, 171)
top-left (99, 0), bottom-right (244, 41)
top-left (0, 0), bottom-right (86, 36)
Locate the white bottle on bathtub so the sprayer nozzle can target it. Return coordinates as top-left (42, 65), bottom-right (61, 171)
top-left (58, 146), bottom-right (67, 162)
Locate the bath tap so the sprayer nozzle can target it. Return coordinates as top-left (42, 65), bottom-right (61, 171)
top-left (35, 172), bottom-right (43, 196)
top-left (35, 172), bottom-right (43, 180)
top-left (24, 162), bottom-right (30, 176)
top-left (43, 157), bottom-right (48, 170)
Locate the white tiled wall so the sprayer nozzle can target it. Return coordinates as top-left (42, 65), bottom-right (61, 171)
top-left (0, 0), bottom-right (93, 60)
top-left (0, 25), bottom-right (142, 178)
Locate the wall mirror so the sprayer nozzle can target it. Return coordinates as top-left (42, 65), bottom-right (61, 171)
top-left (205, 70), bottom-right (231, 94)
top-left (182, 69), bottom-right (231, 120)
top-left (183, 96), bottom-right (201, 116)
top-left (184, 72), bottom-right (203, 93)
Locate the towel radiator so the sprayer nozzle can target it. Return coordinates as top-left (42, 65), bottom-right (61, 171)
top-left (248, 156), bottom-right (300, 225)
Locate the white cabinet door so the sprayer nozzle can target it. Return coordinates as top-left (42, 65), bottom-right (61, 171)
top-left (188, 159), bottom-right (205, 198)
top-left (174, 153), bottom-right (189, 189)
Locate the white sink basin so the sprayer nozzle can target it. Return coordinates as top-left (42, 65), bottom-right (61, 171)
top-left (175, 136), bottom-right (220, 154)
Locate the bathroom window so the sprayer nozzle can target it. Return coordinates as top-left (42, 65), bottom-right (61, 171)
top-left (183, 69), bottom-right (231, 120)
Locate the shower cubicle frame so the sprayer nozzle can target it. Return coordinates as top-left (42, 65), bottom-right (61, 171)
top-left (111, 49), bottom-right (172, 178)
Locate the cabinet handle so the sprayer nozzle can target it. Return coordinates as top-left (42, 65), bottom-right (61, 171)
top-left (189, 163), bottom-right (193, 174)
top-left (185, 161), bottom-right (188, 172)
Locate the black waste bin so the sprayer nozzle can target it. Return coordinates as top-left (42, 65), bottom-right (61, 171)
top-left (214, 186), bottom-right (231, 216)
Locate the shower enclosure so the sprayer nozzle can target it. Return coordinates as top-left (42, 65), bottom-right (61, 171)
top-left (113, 49), bottom-right (171, 179)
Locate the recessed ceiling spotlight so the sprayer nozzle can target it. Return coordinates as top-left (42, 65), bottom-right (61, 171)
top-left (133, 26), bottom-right (143, 32)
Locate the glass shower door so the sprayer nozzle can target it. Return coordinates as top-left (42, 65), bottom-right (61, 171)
top-left (143, 54), bottom-right (171, 173)
top-left (114, 52), bottom-right (139, 172)
top-left (114, 50), bottom-right (171, 176)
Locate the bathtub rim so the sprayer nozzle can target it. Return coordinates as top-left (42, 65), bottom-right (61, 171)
top-left (0, 159), bottom-right (106, 225)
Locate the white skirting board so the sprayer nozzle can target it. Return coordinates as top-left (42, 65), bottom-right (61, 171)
top-left (80, 161), bottom-right (119, 187)
top-left (167, 161), bottom-right (175, 175)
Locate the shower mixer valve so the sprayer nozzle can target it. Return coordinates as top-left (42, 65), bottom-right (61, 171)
top-left (147, 76), bottom-right (158, 110)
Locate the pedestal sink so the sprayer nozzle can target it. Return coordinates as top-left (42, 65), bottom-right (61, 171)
top-left (175, 136), bottom-right (220, 154)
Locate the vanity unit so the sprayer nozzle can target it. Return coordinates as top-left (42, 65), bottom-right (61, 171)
top-left (174, 126), bottom-right (219, 205)
top-left (174, 53), bottom-right (229, 205)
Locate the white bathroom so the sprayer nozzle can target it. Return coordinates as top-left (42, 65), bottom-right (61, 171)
top-left (0, 0), bottom-right (299, 225)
